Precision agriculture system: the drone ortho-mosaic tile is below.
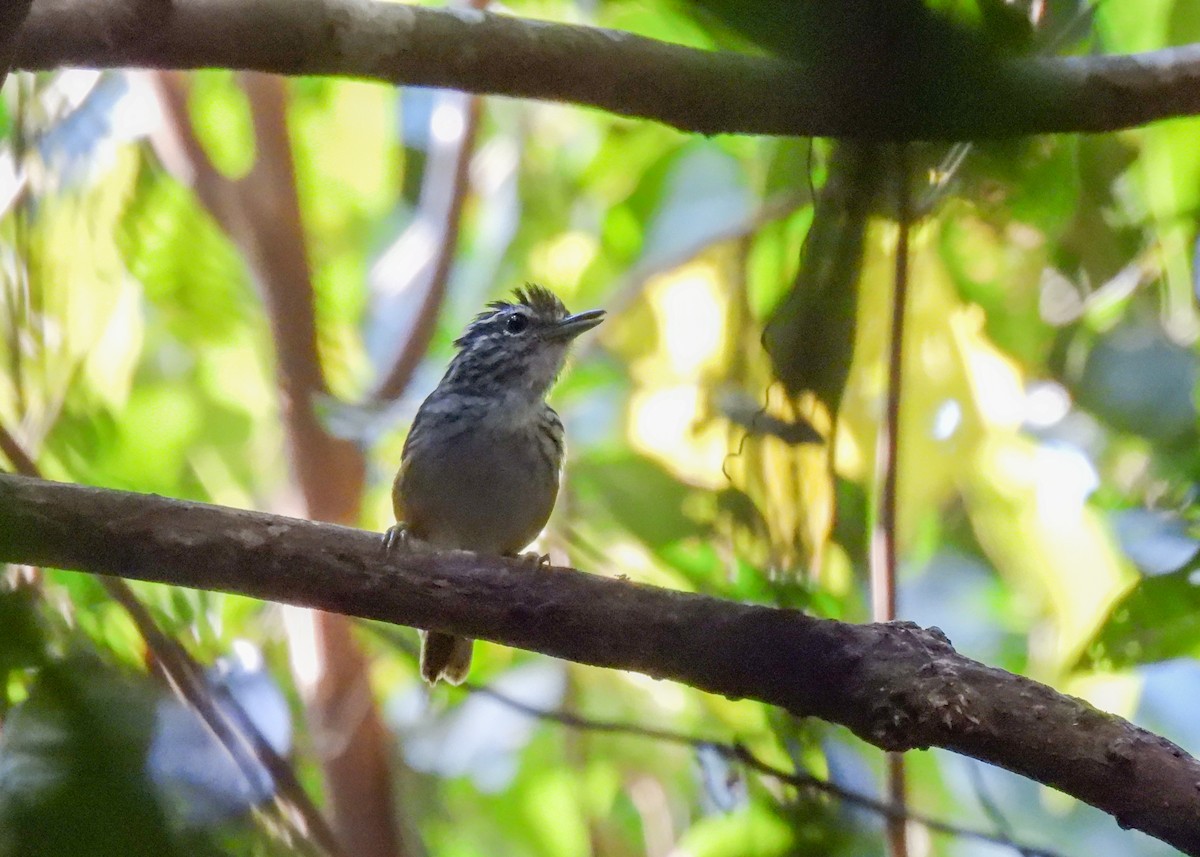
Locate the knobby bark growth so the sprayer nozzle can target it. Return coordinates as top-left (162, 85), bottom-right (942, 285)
top-left (1, 473), bottom-right (1198, 855)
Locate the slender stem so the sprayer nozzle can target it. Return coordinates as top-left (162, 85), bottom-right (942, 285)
top-left (872, 148), bottom-right (911, 620)
top-left (101, 577), bottom-right (346, 857)
top-left (0, 424), bottom-right (37, 481)
top-left (885, 753), bottom-right (909, 857)
top-left (872, 143), bottom-right (912, 857)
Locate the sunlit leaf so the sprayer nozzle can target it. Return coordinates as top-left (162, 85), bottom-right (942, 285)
top-left (188, 70), bottom-right (255, 180)
top-left (674, 801), bottom-right (794, 857)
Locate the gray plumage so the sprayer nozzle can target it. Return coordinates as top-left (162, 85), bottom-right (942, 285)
top-left (390, 285), bottom-right (604, 685)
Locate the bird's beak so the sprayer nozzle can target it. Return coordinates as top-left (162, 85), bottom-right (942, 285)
top-left (547, 308), bottom-right (606, 341)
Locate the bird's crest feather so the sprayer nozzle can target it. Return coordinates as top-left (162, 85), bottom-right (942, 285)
top-left (488, 284), bottom-right (566, 319)
top-left (456, 284), bottom-right (567, 348)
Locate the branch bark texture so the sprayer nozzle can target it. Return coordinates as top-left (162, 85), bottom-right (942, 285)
top-left (1, 474), bottom-right (1199, 853)
top-left (13, 0), bottom-right (1200, 139)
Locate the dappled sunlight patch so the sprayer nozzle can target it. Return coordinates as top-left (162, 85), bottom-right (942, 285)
top-left (629, 384), bottom-right (728, 490)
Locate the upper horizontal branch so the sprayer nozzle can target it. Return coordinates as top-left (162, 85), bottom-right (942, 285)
top-left (0, 473), bottom-right (1199, 853)
top-left (0, 0), bottom-right (31, 91)
top-left (13, 0), bottom-right (1200, 139)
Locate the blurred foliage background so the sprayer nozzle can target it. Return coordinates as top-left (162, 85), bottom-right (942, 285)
top-left (2, 0), bottom-right (1200, 855)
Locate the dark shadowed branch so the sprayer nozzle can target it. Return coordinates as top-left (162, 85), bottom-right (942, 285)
top-left (0, 473), bottom-right (1198, 855)
top-left (14, 0), bottom-right (1200, 139)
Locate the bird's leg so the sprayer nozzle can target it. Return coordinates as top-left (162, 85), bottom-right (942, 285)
top-left (382, 523), bottom-right (413, 556)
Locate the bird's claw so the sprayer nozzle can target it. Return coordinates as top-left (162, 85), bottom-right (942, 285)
top-left (513, 551), bottom-right (551, 569)
top-left (382, 524), bottom-right (412, 557)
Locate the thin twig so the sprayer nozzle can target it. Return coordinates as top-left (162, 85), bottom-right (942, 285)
top-left (360, 621), bottom-right (1064, 857)
top-left (147, 71), bottom-right (240, 229)
top-left (105, 580), bottom-right (346, 857)
top-left (465, 681), bottom-right (1068, 857)
top-left (966, 759), bottom-right (1043, 857)
top-left (372, 92), bottom-right (483, 401)
top-left (0, 424), bottom-right (37, 480)
top-left (371, 0), bottom-right (489, 404)
top-left (871, 148), bottom-right (910, 621)
top-left (885, 753), bottom-right (909, 857)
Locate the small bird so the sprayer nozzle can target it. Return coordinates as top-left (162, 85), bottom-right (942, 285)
top-left (386, 285), bottom-right (605, 685)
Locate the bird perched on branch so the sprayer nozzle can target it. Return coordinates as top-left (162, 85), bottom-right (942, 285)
top-left (385, 285), bottom-right (605, 685)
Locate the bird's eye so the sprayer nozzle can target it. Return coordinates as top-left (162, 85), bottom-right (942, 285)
top-left (505, 314), bottom-right (530, 335)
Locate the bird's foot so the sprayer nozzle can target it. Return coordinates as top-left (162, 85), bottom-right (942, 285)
top-left (511, 550), bottom-right (551, 569)
top-left (382, 523), bottom-right (413, 557)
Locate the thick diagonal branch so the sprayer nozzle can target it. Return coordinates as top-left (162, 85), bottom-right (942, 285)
top-left (0, 473), bottom-right (1198, 854)
top-left (15, 0), bottom-right (1200, 139)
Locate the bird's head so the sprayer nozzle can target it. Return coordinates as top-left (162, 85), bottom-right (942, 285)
top-left (442, 285), bottom-right (605, 402)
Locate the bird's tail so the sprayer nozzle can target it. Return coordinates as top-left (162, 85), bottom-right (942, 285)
top-left (420, 632), bottom-right (473, 685)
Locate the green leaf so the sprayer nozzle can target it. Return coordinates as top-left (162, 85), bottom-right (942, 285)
top-left (763, 142), bottom-right (882, 411)
top-left (0, 659), bottom-right (176, 857)
top-left (573, 452), bottom-right (709, 548)
top-left (188, 70), bottom-right (256, 180)
top-left (674, 802), bottom-right (795, 857)
top-left (1078, 565), bottom-right (1200, 670)
top-left (0, 588), bottom-right (45, 677)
